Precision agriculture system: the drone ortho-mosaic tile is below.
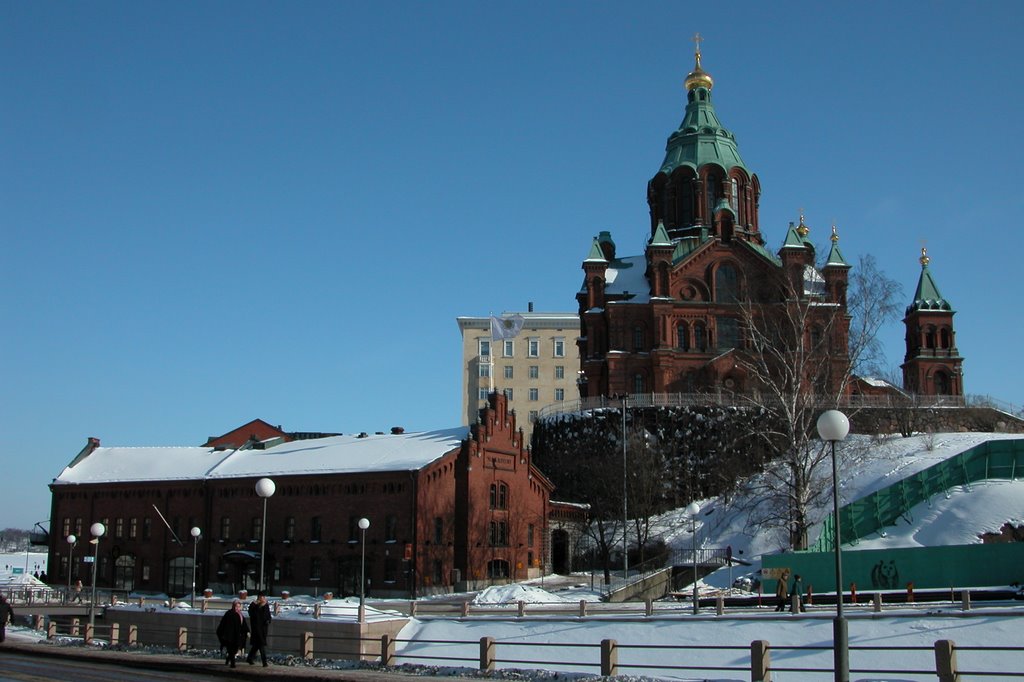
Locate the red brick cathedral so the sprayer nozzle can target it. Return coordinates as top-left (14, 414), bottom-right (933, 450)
top-left (576, 44), bottom-right (963, 400)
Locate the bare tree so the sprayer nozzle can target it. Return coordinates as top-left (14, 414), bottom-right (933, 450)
top-left (732, 253), bottom-right (902, 549)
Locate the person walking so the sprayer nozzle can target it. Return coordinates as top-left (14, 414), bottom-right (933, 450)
top-left (774, 570), bottom-right (791, 612)
top-left (790, 574), bottom-right (804, 613)
top-left (216, 599), bottom-right (249, 667)
top-left (0, 594), bottom-right (14, 643)
top-left (73, 579), bottom-right (83, 603)
top-left (246, 592), bottom-right (272, 667)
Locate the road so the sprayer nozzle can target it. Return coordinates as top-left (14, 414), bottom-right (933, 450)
top-left (0, 651), bottom-right (215, 681)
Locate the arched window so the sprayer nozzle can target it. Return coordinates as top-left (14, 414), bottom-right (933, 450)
top-left (715, 264), bottom-right (739, 302)
top-left (706, 174), bottom-right (720, 219)
top-left (940, 328), bottom-right (951, 350)
top-left (632, 326), bottom-right (645, 352)
top-left (114, 554), bottom-right (136, 591)
top-left (925, 327), bottom-right (937, 350)
top-left (677, 322), bottom-right (690, 351)
top-left (730, 178), bottom-right (739, 213)
top-left (694, 322), bottom-right (707, 352)
top-left (633, 373), bottom-right (645, 394)
top-left (487, 559), bottom-right (510, 578)
top-left (716, 317), bottom-right (740, 350)
top-left (934, 370), bottom-right (951, 395)
top-left (489, 483), bottom-right (508, 510)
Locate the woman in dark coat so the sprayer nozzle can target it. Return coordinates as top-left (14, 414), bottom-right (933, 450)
top-left (216, 599), bottom-right (249, 667)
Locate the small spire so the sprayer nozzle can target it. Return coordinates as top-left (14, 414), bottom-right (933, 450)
top-left (684, 33), bottom-right (714, 91)
top-left (919, 246), bottom-right (930, 267)
top-left (796, 210), bottom-right (810, 237)
top-left (830, 224), bottom-right (840, 242)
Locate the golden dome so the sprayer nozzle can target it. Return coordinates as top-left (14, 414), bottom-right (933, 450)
top-left (830, 224), bottom-right (840, 242)
top-left (920, 246), bottom-right (930, 267)
top-left (797, 211), bottom-right (810, 237)
top-left (685, 34), bottom-right (714, 91)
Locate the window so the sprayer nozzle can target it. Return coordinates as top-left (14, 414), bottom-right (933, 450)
top-left (285, 516), bottom-right (296, 541)
top-left (129, 518), bottom-right (138, 539)
top-left (633, 326), bottom-right (645, 351)
top-left (489, 521), bottom-right (509, 546)
top-left (694, 321), bottom-right (707, 352)
top-left (478, 388), bottom-right (489, 400)
top-left (555, 365), bottom-right (565, 380)
top-left (488, 559), bottom-right (510, 578)
top-left (75, 518), bottom-right (83, 537)
top-left (310, 557), bottom-right (322, 580)
top-left (553, 337), bottom-right (565, 357)
top-left (529, 365), bottom-right (539, 379)
top-left (504, 365), bottom-right (514, 379)
top-left (143, 518), bottom-right (151, 540)
top-left (529, 388), bottom-right (539, 401)
top-left (730, 177), bottom-right (739, 213)
top-left (479, 363), bottom-right (491, 378)
top-left (717, 317), bottom-right (740, 349)
top-left (283, 557), bottom-right (294, 579)
top-left (528, 524), bottom-right (535, 547)
top-left (489, 483), bottom-right (509, 509)
top-left (220, 517), bottom-right (231, 541)
top-left (529, 410), bottom-right (538, 422)
top-left (715, 264), bottom-right (739, 303)
top-left (503, 340), bottom-right (514, 357)
top-left (385, 515), bottom-right (397, 542)
top-left (62, 518), bottom-right (70, 539)
top-left (252, 517), bottom-right (262, 541)
top-left (504, 388), bottom-right (514, 401)
top-left (633, 374), bottom-right (645, 393)
top-left (114, 518), bottom-right (124, 539)
top-left (434, 517), bottom-right (443, 545)
top-left (479, 339), bottom-right (491, 357)
top-left (555, 388), bottom-right (565, 401)
top-left (433, 559), bottom-right (443, 584)
top-left (528, 338), bottom-right (539, 357)
top-left (677, 322), bottom-right (690, 351)
top-left (310, 516), bottom-right (322, 542)
top-left (384, 555), bottom-right (397, 583)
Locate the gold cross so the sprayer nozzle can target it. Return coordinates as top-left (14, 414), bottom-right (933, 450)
top-left (693, 33), bottom-right (703, 54)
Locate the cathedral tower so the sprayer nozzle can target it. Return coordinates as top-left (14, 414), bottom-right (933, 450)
top-left (901, 248), bottom-right (963, 396)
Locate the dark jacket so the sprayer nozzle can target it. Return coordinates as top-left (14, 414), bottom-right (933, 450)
top-left (216, 608), bottom-right (249, 651)
top-left (248, 600), bottom-right (272, 646)
top-left (0, 599), bottom-right (13, 624)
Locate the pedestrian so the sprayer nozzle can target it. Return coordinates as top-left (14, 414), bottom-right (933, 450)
top-left (774, 570), bottom-right (790, 612)
top-left (246, 592), bottom-right (272, 667)
top-left (73, 579), bottom-right (83, 603)
top-left (216, 599), bottom-right (249, 668)
top-left (0, 594), bottom-right (14, 643)
top-left (790, 574), bottom-right (804, 613)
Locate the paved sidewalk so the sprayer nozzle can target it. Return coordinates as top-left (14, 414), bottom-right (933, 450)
top-left (0, 635), bottom-right (462, 681)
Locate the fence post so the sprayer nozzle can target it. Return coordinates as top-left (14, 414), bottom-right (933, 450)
top-left (461, 601), bottom-right (470, 617)
top-left (645, 598), bottom-right (653, 616)
top-left (70, 617), bottom-right (80, 636)
top-left (302, 631), bottom-right (314, 660)
top-left (873, 592), bottom-right (882, 613)
top-left (906, 581), bottom-right (914, 603)
top-left (716, 594), bottom-right (724, 615)
top-left (600, 639), bottom-right (618, 677)
top-left (850, 582), bottom-right (857, 604)
top-left (751, 640), bottom-right (771, 682)
top-left (381, 633), bottom-right (395, 666)
top-left (128, 624), bottom-right (138, 646)
top-left (201, 599), bottom-right (208, 613)
top-left (517, 600), bottom-right (526, 617)
top-left (480, 636), bottom-right (495, 672)
top-left (33, 614), bottom-right (44, 631)
top-left (805, 585), bottom-right (813, 606)
top-left (409, 600), bottom-right (417, 617)
top-left (934, 639), bottom-right (959, 682)
top-left (961, 591), bottom-right (971, 611)
top-left (579, 600), bottom-right (587, 617)
top-left (177, 626), bottom-right (187, 652)
top-left (314, 603), bottom-right (322, 619)
top-left (47, 620), bottom-right (56, 639)
top-left (790, 594), bottom-right (800, 614)
top-left (110, 623), bottom-right (120, 644)
top-left (84, 623), bottom-right (93, 645)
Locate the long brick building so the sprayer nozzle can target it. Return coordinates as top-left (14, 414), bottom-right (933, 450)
top-left (47, 393), bottom-right (563, 598)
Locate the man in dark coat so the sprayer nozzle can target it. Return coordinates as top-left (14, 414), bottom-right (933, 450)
top-left (774, 570), bottom-right (791, 612)
top-left (216, 599), bottom-right (249, 667)
top-left (246, 592), bottom-right (272, 666)
top-left (0, 594), bottom-right (13, 643)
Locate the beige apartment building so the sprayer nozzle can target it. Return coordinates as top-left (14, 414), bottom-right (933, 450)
top-left (456, 311), bottom-right (580, 443)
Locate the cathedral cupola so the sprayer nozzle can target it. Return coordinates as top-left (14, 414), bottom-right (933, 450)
top-left (647, 36), bottom-right (761, 244)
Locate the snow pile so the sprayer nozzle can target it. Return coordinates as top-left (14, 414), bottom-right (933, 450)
top-left (472, 584), bottom-right (576, 605)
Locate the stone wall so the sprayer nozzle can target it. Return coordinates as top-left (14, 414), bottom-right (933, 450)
top-left (849, 407), bottom-right (1024, 436)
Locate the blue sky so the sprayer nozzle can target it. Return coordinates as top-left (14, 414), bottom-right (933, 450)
top-left (3, 2), bottom-right (1022, 530)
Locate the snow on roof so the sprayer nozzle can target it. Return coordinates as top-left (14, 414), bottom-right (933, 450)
top-left (604, 256), bottom-right (651, 303)
top-left (53, 427), bottom-right (470, 485)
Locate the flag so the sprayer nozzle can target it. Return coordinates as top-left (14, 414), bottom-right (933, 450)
top-left (490, 314), bottom-right (525, 341)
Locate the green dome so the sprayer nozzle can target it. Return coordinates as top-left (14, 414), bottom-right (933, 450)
top-left (659, 85), bottom-right (748, 176)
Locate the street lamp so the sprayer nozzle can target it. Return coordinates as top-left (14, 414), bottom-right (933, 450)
top-left (190, 527), bottom-right (201, 607)
top-left (621, 396), bottom-right (629, 580)
top-left (817, 409), bottom-right (850, 682)
top-left (255, 477), bottom-right (276, 593)
top-left (66, 534), bottom-right (77, 604)
top-left (358, 517), bottom-right (370, 623)
top-left (88, 522), bottom-right (105, 629)
top-left (686, 501), bottom-right (700, 615)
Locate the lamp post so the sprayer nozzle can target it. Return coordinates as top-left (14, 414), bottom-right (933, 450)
top-left (622, 395), bottom-right (629, 580)
top-left (358, 517), bottom-right (370, 623)
top-left (686, 501), bottom-right (700, 615)
top-left (88, 522), bottom-right (105, 629)
top-left (190, 527), bottom-right (201, 607)
top-left (255, 477), bottom-right (276, 593)
top-left (66, 534), bottom-right (77, 604)
top-left (817, 409), bottom-right (850, 682)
